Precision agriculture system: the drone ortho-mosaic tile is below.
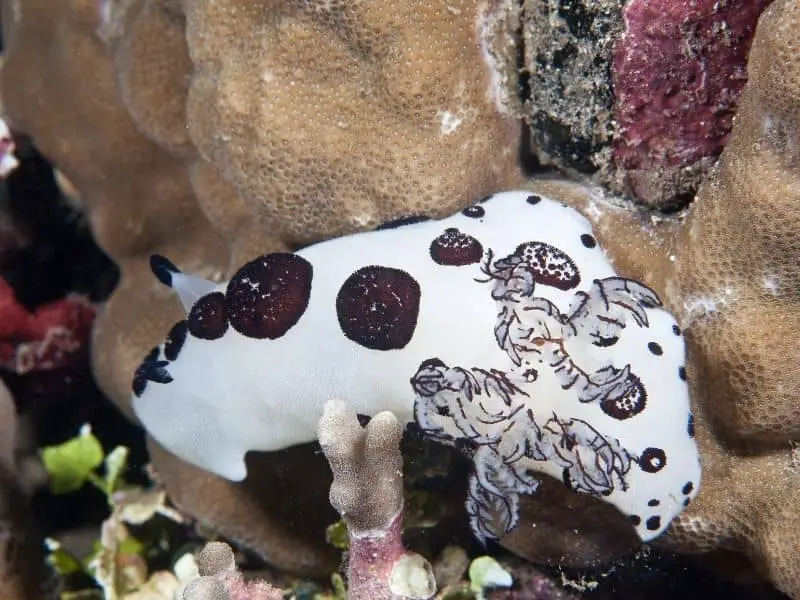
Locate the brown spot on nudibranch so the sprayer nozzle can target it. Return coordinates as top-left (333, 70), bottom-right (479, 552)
top-left (226, 253), bottom-right (313, 339)
top-left (639, 447), bottom-right (667, 473)
top-left (188, 292), bottom-right (229, 340)
top-left (336, 265), bottom-right (421, 350)
top-left (429, 228), bottom-right (484, 266)
top-left (512, 242), bottom-right (581, 290)
top-left (599, 373), bottom-right (647, 420)
top-left (164, 320), bottom-right (188, 360)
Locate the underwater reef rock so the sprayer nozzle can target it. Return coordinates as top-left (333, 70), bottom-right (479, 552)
top-left (1, 0), bottom-right (799, 598)
top-left (520, 0), bottom-right (773, 209)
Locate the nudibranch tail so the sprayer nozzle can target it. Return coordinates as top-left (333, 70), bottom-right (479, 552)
top-left (149, 254), bottom-right (218, 313)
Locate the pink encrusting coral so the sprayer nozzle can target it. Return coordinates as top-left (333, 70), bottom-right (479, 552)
top-left (612, 0), bottom-right (772, 174)
top-left (0, 278), bottom-right (95, 374)
top-left (178, 541), bottom-right (283, 600)
top-left (318, 401), bottom-right (436, 600)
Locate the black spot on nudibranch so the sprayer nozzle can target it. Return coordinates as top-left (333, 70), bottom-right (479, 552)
top-left (226, 253), bottom-right (313, 340)
top-left (149, 254), bottom-right (180, 287)
top-left (336, 265), bottom-right (421, 351)
top-left (164, 320), bottom-right (188, 360)
top-left (648, 499), bottom-right (660, 507)
top-left (477, 194), bottom-right (494, 204)
top-left (672, 324), bottom-right (682, 336)
top-left (682, 481), bottom-right (694, 495)
top-left (646, 515), bottom-right (662, 531)
top-left (629, 514), bottom-right (641, 526)
top-left (648, 341), bottom-right (663, 355)
top-left (132, 346), bottom-right (173, 398)
top-left (429, 228), bottom-right (484, 266)
top-left (599, 373), bottom-right (647, 420)
top-left (132, 347), bottom-right (159, 397)
top-left (418, 357), bottom-right (447, 371)
top-left (511, 242), bottom-right (581, 290)
top-left (188, 292), bottom-right (229, 340)
top-left (687, 413), bottom-right (695, 437)
top-left (639, 447), bottom-right (667, 473)
top-left (462, 205), bottom-right (485, 219)
top-left (593, 335), bottom-right (619, 348)
top-left (580, 233), bottom-right (597, 248)
top-left (373, 215), bottom-right (432, 231)
top-left (526, 194), bottom-right (542, 205)
top-left (132, 375), bottom-right (147, 398)
top-left (678, 366), bottom-right (687, 381)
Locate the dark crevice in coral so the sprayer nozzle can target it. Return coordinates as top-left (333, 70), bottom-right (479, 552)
top-left (522, 0), bottom-right (624, 176)
top-left (515, 0), bottom-right (542, 176)
top-left (531, 112), bottom-right (601, 174)
top-left (558, 0), bottom-right (595, 38)
top-left (2, 135), bottom-right (120, 309)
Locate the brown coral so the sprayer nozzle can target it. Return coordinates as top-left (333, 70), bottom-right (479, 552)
top-left (2, 0), bottom-right (799, 597)
top-left (0, 0), bottom-right (522, 577)
top-left (498, 1), bottom-right (800, 594)
top-left (663, 1), bottom-right (800, 593)
top-left (107, 0), bottom-right (524, 248)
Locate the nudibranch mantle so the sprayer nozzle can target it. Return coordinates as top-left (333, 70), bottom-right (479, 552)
top-left (132, 190), bottom-right (700, 544)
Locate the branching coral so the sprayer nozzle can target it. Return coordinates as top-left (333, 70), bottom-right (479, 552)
top-left (318, 400), bottom-right (436, 600)
top-left (178, 542), bottom-right (283, 600)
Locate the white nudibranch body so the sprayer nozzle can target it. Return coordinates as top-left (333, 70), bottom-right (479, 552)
top-left (132, 190), bottom-right (701, 544)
